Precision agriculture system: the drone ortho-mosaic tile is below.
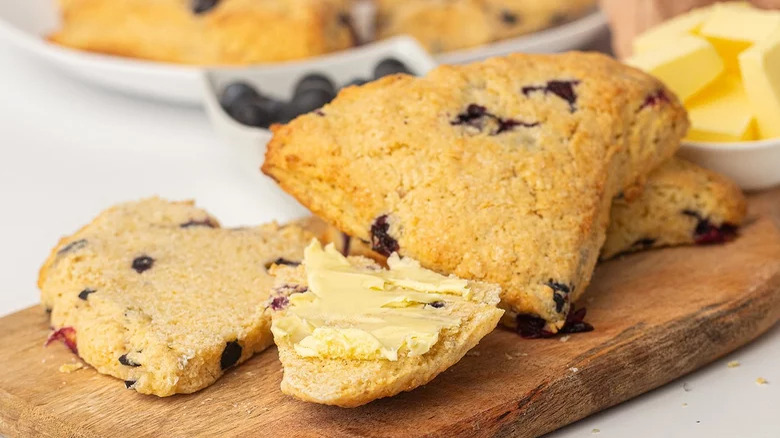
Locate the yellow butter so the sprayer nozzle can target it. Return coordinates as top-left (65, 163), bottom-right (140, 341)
top-left (700, 3), bottom-right (780, 71)
top-left (739, 28), bottom-right (780, 139)
top-left (686, 75), bottom-right (757, 142)
top-left (632, 7), bottom-right (712, 54)
top-left (626, 35), bottom-right (724, 102)
top-left (270, 241), bottom-right (470, 361)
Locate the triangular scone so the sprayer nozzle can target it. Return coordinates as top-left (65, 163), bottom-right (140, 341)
top-left (601, 157), bottom-right (747, 259)
top-left (268, 241), bottom-right (503, 408)
top-left (263, 52), bottom-right (688, 331)
top-left (38, 198), bottom-right (313, 396)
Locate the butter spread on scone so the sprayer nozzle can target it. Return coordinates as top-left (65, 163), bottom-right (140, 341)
top-left (263, 52), bottom-right (689, 332)
top-left (269, 240), bottom-right (504, 407)
top-left (38, 198), bottom-right (313, 396)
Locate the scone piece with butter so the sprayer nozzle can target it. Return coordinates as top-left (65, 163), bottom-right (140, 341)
top-left (264, 52), bottom-right (688, 332)
top-left (38, 198), bottom-right (313, 396)
top-left (268, 240), bottom-right (504, 408)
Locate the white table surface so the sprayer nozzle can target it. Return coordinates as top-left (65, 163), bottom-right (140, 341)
top-left (0, 40), bottom-right (777, 438)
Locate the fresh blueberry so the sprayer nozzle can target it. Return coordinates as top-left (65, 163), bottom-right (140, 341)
top-left (219, 82), bottom-right (259, 110)
top-left (373, 58), bottom-right (411, 79)
top-left (290, 88), bottom-right (335, 116)
top-left (192, 0), bottom-right (219, 14)
top-left (78, 288), bottom-right (96, 301)
top-left (221, 341), bottom-right (242, 370)
top-left (294, 73), bottom-right (336, 98)
top-left (229, 97), bottom-right (284, 128)
top-left (132, 255), bottom-right (154, 274)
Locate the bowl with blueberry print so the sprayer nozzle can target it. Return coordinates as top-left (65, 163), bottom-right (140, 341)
top-left (201, 36), bottom-right (437, 171)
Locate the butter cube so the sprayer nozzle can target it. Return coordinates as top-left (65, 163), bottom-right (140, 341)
top-left (632, 7), bottom-right (712, 54)
top-left (740, 28), bottom-right (780, 139)
top-left (686, 75), bottom-right (757, 142)
top-left (626, 36), bottom-right (724, 102)
top-left (700, 3), bottom-right (780, 71)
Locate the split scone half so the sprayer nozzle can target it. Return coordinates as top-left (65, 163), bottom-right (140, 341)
top-left (38, 198), bottom-right (313, 396)
top-left (268, 240), bottom-right (504, 407)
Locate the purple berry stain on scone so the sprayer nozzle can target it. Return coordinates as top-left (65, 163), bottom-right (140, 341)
top-left (270, 295), bottom-right (290, 311)
top-left (515, 305), bottom-right (593, 338)
top-left (268, 284), bottom-right (308, 311)
top-left (132, 255), bottom-right (154, 273)
top-left (370, 215), bottom-right (399, 256)
top-left (46, 327), bottom-right (78, 354)
top-left (57, 239), bottom-right (87, 255)
top-left (118, 353), bottom-right (141, 367)
top-left (638, 89), bottom-right (670, 111)
top-left (451, 104), bottom-right (539, 135)
top-left (522, 80), bottom-right (580, 112)
top-left (180, 218), bottom-right (218, 228)
top-left (220, 341), bottom-right (242, 370)
top-left (191, 0), bottom-right (219, 14)
top-left (559, 306), bottom-right (594, 335)
top-left (682, 210), bottom-right (738, 245)
top-left (78, 288), bottom-right (96, 301)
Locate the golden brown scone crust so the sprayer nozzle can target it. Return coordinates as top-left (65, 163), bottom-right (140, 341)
top-left (263, 52), bottom-right (688, 330)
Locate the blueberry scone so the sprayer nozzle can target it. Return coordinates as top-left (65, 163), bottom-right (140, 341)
top-left (376, 0), bottom-right (597, 53)
top-left (38, 198), bottom-right (313, 396)
top-left (49, 0), bottom-right (356, 65)
top-left (601, 157), bottom-right (747, 259)
top-left (268, 240), bottom-right (503, 407)
top-left (263, 52), bottom-right (688, 331)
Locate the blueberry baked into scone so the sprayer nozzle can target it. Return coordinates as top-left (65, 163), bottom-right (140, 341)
top-left (48, 0), bottom-right (356, 64)
top-left (38, 198), bottom-right (313, 396)
top-left (601, 157), bottom-right (747, 259)
top-left (375, 0), bottom-right (597, 53)
top-left (268, 240), bottom-right (503, 407)
top-left (263, 52), bottom-right (689, 332)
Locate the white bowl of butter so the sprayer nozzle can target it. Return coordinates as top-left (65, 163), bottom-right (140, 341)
top-left (625, 2), bottom-right (780, 191)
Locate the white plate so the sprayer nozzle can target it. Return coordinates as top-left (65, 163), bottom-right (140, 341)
top-left (679, 138), bottom-right (780, 191)
top-left (202, 36), bottom-right (437, 173)
top-left (435, 10), bottom-right (608, 65)
top-left (0, 0), bottom-right (606, 105)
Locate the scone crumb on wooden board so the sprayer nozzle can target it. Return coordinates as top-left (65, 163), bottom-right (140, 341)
top-left (58, 362), bottom-right (85, 373)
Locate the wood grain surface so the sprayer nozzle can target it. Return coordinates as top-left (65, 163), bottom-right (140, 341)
top-left (1, 190), bottom-right (779, 438)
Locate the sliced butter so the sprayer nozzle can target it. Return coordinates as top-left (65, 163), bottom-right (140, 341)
top-left (626, 35), bottom-right (724, 102)
top-left (632, 7), bottom-right (712, 55)
top-left (700, 3), bottom-right (780, 71)
top-left (739, 28), bottom-right (780, 139)
top-left (271, 241), bottom-right (471, 361)
top-left (686, 75), bottom-right (757, 142)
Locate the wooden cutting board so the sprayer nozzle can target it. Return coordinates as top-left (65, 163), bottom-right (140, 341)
top-left (1, 190), bottom-right (779, 438)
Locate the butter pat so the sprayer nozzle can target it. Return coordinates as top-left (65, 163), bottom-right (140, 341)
top-left (739, 28), bottom-right (780, 139)
top-left (700, 3), bottom-right (780, 45)
top-left (632, 7), bottom-right (712, 54)
top-left (626, 36), bottom-right (724, 102)
top-left (686, 75), bottom-right (757, 142)
top-left (271, 241), bottom-right (471, 361)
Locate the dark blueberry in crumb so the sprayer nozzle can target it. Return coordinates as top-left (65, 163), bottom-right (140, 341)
top-left (57, 239), bottom-right (87, 255)
top-left (638, 89), bottom-right (670, 111)
top-left (515, 314), bottom-right (551, 339)
top-left (119, 354), bottom-right (141, 367)
top-left (341, 233), bottom-right (352, 256)
top-left (124, 380), bottom-right (136, 389)
top-left (269, 295), bottom-right (289, 311)
top-left (522, 80), bottom-right (580, 112)
top-left (451, 104), bottom-right (538, 134)
top-left (370, 215), bottom-right (399, 256)
top-left (293, 73), bottom-right (336, 98)
top-left (192, 0), bottom-right (219, 14)
top-left (265, 258), bottom-right (301, 269)
top-left (501, 10), bottom-right (519, 25)
top-left (552, 293), bottom-right (566, 313)
top-left (219, 82), bottom-right (259, 110)
top-left (373, 58), bottom-right (411, 79)
top-left (132, 255), bottom-right (154, 274)
top-left (428, 301), bottom-right (445, 309)
top-left (180, 218), bottom-right (217, 228)
top-left (682, 210), bottom-right (738, 244)
top-left (545, 280), bottom-right (572, 295)
top-left (78, 288), bottom-right (96, 301)
top-left (345, 77), bottom-right (369, 87)
top-left (290, 88), bottom-right (335, 117)
top-left (221, 341), bottom-right (242, 370)
top-left (229, 97), bottom-right (284, 129)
